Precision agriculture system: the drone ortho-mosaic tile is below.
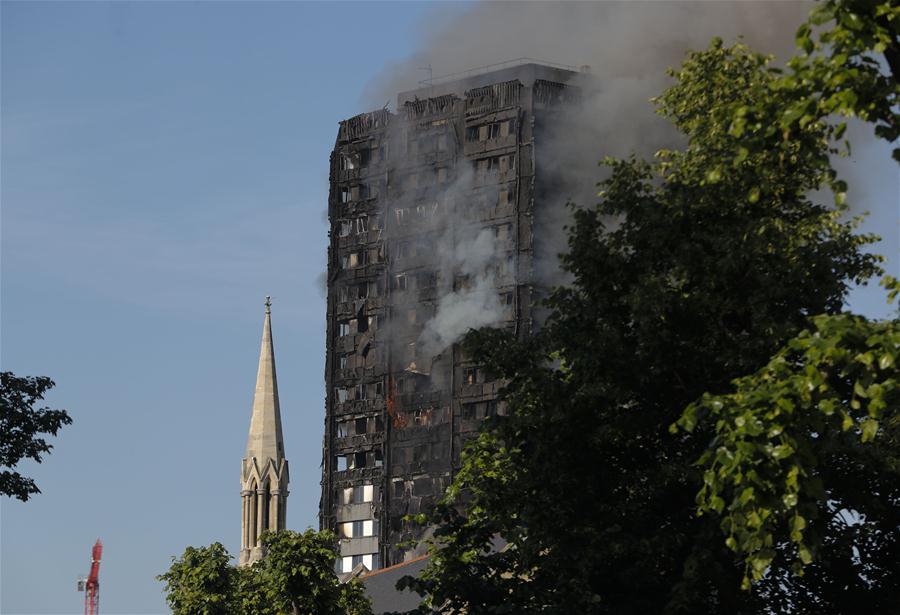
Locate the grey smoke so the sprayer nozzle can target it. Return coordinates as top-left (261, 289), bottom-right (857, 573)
top-left (418, 227), bottom-right (504, 358)
top-left (370, 0), bottom-right (895, 355)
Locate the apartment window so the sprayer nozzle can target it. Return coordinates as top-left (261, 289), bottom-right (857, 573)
top-left (367, 314), bottom-right (379, 331)
top-left (337, 421), bottom-right (351, 438)
top-left (395, 274), bottom-right (408, 291)
top-left (356, 484), bottom-right (374, 503)
top-left (355, 383), bottom-right (366, 400)
top-left (340, 187), bottom-right (351, 203)
top-left (355, 417), bottom-right (369, 435)
top-left (395, 208), bottom-right (408, 225)
top-left (348, 554), bottom-right (378, 572)
top-left (501, 291), bottom-right (514, 307)
top-left (374, 381), bottom-right (384, 398)
top-left (356, 216), bottom-right (368, 234)
top-left (350, 451), bottom-right (365, 469)
top-left (341, 484), bottom-right (374, 506)
top-left (488, 123), bottom-right (501, 139)
top-left (504, 255), bottom-right (515, 276)
top-left (337, 455), bottom-right (348, 471)
top-left (437, 134), bottom-right (448, 151)
top-left (418, 271), bottom-right (435, 288)
top-left (336, 388), bottom-right (349, 403)
top-left (494, 223), bottom-right (512, 241)
top-left (477, 156), bottom-right (501, 175)
top-left (397, 241), bottom-right (410, 259)
top-left (339, 355), bottom-right (349, 370)
top-left (464, 367), bottom-right (481, 385)
top-left (338, 321), bottom-right (352, 337)
top-left (359, 148), bottom-right (371, 167)
top-left (339, 220), bottom-right (353, 237)
top-left (466, 126), bottom-right (479, 142)
top-left (500, 120), bottom-right (511, 137)
top-left (340, 153), bottom-right (355, 171)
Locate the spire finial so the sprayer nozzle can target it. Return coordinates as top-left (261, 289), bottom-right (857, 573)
top-left (265, 295), bottom-right (272, 314)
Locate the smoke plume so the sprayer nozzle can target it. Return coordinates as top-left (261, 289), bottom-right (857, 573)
top-left (368, 1), bottom-right (894, 354)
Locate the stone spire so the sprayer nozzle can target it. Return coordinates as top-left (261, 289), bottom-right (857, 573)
top-left (240, 296), bottom-right (289, 566)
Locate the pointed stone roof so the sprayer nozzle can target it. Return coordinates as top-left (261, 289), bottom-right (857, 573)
top-left (245, 296), bottom-right (285, 465)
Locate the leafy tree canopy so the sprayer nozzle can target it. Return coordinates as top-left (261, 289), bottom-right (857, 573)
top-left (0, 371), bottom-right (72, 501)
top-left (676, 279), bottom-right (900, 611)
top-left (158, 530), bottom-right (372, 615)
top-left (724, 0), bottom-right (900, 164)
top-left (158, 543), bottom-right (237, 615)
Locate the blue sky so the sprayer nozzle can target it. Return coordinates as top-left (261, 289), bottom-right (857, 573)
top-left (1, 2), bottom-right (897, 614)
top-left (1, 2), bottom-right (440, 612)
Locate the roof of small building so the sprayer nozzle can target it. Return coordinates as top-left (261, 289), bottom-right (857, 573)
top-left (354, 555), bottom-right (431, 614)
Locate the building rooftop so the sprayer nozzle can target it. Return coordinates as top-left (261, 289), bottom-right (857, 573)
top-left (397, 59), bottom-right (587, 106)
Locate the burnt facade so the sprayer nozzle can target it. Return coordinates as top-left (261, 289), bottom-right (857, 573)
top-left (321, 63), bottom-right (581, 573)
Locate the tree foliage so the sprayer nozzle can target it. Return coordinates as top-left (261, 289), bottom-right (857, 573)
top-left (677, 282), bottom-right (900, 611)
top-left (401, 5), bottom-right (895, 613)
top-left (158, 543), bottom-right (238, 615)
top-left (728, 0), bottom-right (900, 163)
top-left (158, 530), bottom-right (372, 615)
top-left (0, 371), bottom-right (72, 501)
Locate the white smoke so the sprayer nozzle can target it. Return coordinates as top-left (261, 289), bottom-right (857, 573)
top-left (418, 227), bottom-right (504, 358)
top-left (365, 1), bottom-right (814, 291)
top-left (374, 1), bottom-right (896, 352)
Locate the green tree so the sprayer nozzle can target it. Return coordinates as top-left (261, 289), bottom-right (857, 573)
top-left (256, 529), bottom-right (372, 615)
top-left (729, 0), bottom-right (899, 166)
top-left (158, 530), bottom-right (372, 615)
top-left (0, 372), bottom-right (72, 501)
top-left (403, 31), bottom-right (888, 615)
top-left (158, 543), bottom-right (238, 615)
top-left (677, 281), bottom-right (900, 612)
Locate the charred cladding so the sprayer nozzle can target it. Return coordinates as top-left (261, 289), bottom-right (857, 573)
top-left (321, 63), bottom-right (582, 574)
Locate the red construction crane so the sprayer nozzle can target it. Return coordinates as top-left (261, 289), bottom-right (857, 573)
top-left (78, 539), bottom-right (103, 615)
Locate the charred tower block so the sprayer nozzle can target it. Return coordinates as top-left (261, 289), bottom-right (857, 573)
top-left (322, 63), bottom-right (581, 573)
top-left (241, 297), bottom-right (289, 566)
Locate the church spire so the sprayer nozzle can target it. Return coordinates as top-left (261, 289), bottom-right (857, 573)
top-left (245, 296), bottom-right (284, 463)
top-left (240, 297), bottom-right (289, 566)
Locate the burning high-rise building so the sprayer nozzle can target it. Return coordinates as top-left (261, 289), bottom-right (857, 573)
top-left (321, 61), bottom-right (584, 573)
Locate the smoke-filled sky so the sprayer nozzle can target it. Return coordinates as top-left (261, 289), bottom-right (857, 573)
top-left (2, 2), bottom-right (896, 613)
